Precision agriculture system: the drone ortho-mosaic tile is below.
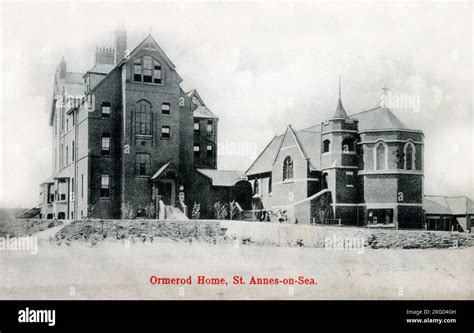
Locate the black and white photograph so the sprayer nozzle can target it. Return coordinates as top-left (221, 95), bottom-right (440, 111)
top-left (0, 0), bottom-right (472, 329)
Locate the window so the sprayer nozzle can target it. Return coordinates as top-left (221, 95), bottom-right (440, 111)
top-left (101, 134), bottom-right (110, 155)
top-left (404, 142), bottom-right (415, 170)
top-left (268, 175), bottom-right (272, 194)
top-left (135, 100), bottom-right (152, 135)
top-left (254, 179), bottom-right (259, 195)
top-left (342, 138), bottom-right (355, 152)
top-left (193, 144), bottom-right (200, 158)
top-left (207, 120), bottom-right (213, 133)
top-left (66, 145), bottom-right (69, 165)
top-left (135, 153), bottom-right (151, 176)
top-left (72, 140), bottom-right (75, 161)
top-left (283, 156), bottom-right (294, 181)
top-left (133, 56), bottom-right (162, 84)
top-left (161, 126), bottom-right (170, 139)
top-left (345, 171), bottom-right (354, 187)
top-left (66, 118), bottom-right (69, 132)
top-left (81, 174), bottom-right (84, 199)
top-left (101, 102), bottom-right (111, 118)
top-left (323, 139), bottom-right (331, 153)
top-left (194, 121), bottom-right (200, 134)
top-left (206, 144), bottom-right (213, 157)
top-left (162, 103), bottom-right (170, 115)
top-left (100, 174), bottom-right (110, 198)
top-left (375, 142), bottom-right (387, 170)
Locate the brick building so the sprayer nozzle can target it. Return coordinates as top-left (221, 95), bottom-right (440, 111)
top-left (245, 87), bottom-right (425, 228)
top-left (36, 28), bottom-right (248, 220)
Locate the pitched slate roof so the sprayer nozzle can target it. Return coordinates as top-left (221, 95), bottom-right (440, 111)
top-left (49, 71), bottom-right (85, 125)
top-left (246, 125), bottom-right (321, 176)
top-left (245, 106), bottom-right (419, 176)
top-left (85, 63), bottom-right (114, 75)
top-left (196, 169), bottom-right (244, 186)
top-left (350, 107), bottom-right (408, 131)
top-left (193, 105), bottom-right (218, 119)
top-left (424, 195), bottom-right (474, 215)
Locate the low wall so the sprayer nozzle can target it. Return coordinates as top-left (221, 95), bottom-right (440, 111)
top-left (220, 220), bottom-right (474, 249)
top-left (54, 219), bottom-right (474, 249)
top-left (55, 219), bottom-right (224, 244)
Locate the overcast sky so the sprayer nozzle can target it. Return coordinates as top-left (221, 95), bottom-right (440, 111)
top-left (0, 1), bottom-right (472, 208)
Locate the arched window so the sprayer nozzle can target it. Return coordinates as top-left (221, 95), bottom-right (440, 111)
top-left (404, 142), bottom-right (416, 170)
top-left (253, 179), bottom-right (259, 195)
top-left (133, 56), bottom-right (162, 84)
top-left (283, 156), bottom-right (294, 181)
top-left (323, 139), bottom-right (331, 153)
top-left (374, 142), bottom-right (387, 170)
top-left (342, 138), bottom-right (355, 152)
top-left (135, 100), bottom-right (152, 135)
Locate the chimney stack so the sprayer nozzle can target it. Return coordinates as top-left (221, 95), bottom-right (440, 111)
top-left (114, 26), bottom-right (127, 65)
top-left (95, 46), bottom-right (115, 65)
top-left (59, 56), bottom-right (67, 79)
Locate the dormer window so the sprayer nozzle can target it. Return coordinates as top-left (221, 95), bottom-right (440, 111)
top-left (133, 56), bottom-right (162, 84)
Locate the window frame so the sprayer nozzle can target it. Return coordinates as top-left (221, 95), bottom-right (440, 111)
top-left (206, 144), bottom-right (213, 157)
top-left (101, 133), bottom-right (111, 155)
top-left (100, 174), bottom-right (110, 198)
top-left (283, 156), bottom-right (294, 181)
top-left (207, 120), bottom-right (213, 133)
top-left (323, 139), bottom-right (331, 153)
top-left (403, 142), bottom-right (416, 170)
top-left (133, 55), bottom-right (163, 84)
top-left (101, 102), bottom-right (111, 118)
top-left (193, 144), bottom-right (200, 158)
top-left (161, 126), bottom-right (171, 139)
top-left (374, 141), bottom-right (388, 170)
top-left (161, 102), bottom-right (170, 115)
top-left (135, 153), bottom-right (151, 176)
top-left (135, 100), bottom-right (152, 136)
top-left (193, 121), bottom-right (200, 134)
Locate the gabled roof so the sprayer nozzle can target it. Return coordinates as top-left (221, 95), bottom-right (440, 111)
top-left (88, 33), bottom-right (183, 96)
top-left (188, 89), bottom-right (218, 119)
top-left (196, 169), bottom-right (244, 186)
top-left (193, 105), bottom-right (218, 119)
top-left (84, 63), bottom-right (114, 76)
top-left (49, 70), bottom-right (85, 125)
top-left (187, 89), bottom-right (205, 106)
top-left (245, 105), bottom-right (419, 176)
top-left (246, 125), bottom-right (321, 176)
top-left (424, 195), bottom-right (474, 215)
top-left (151, 161), bottom-right (177, 180)
top-left (350, 107), bottom-right (408, 131)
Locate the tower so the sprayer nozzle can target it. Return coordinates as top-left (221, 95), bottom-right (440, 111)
top-left (320, 77), bottom-right (359, 224)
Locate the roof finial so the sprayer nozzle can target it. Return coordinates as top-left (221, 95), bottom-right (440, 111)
top-left (382, 84), bottom-right (389, 97)
top-left (332, 75), bottom-right (348, 119)
top-left (339, 75), bottom-right (341, 99)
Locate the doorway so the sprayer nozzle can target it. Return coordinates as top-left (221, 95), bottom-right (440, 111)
top-left (157, 180), bottom-right (175, 206)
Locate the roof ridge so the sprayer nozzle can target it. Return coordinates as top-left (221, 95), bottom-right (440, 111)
top-left (349, 106), bottom-right (383, 117)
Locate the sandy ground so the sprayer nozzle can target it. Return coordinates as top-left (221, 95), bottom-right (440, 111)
top-left (0, 239), bottom-right (472, 300)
